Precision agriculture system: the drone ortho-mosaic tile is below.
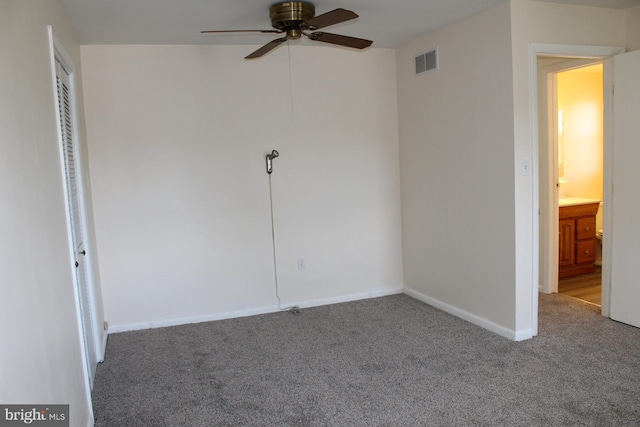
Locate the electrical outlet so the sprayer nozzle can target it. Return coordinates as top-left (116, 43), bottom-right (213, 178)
top-left (297, 257), bottom-right (307, 271)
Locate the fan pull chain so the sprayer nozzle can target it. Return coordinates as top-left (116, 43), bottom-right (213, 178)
top-left (268, 160), bottom-right (301, 315)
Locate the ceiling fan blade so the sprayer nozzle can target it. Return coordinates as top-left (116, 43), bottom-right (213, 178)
top-left (201, 29), bottom-right (282, 35)
top-left (303, 8), bottom-right (358, 30)
top-left (308, 32), bottom-right (372, 50)
top-left (245, 37), bottom-right (288, 59)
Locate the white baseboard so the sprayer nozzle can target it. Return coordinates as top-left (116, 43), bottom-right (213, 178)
top-left (106, 286), bottom-right (535, 342)
top-left (290, 286), bottom-right (404, 310)
top-left (514, 328), bottom-right (534, 341)
top-left (108, 304), bottom-right (281, 333)
top-left (86, 409), bottom-right (95, 427)
top-left (403, 287), bottom-right (527, 341)
top-left (107, 286), bottom-right (404, 334)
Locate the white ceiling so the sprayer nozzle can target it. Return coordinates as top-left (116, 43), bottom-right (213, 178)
top-left (60, 0), bottom-right (640, 48)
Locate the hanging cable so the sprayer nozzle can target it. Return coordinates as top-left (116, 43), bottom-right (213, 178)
top-left (267, 151), bottom-right (300, 315)
top-left (268, 172), bottom-right (283, 308)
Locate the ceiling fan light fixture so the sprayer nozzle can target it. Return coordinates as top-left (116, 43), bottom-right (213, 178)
top-left (269, 1), bottom-right (315, 31)
top-left (201, 1), bottom-right (372, 59)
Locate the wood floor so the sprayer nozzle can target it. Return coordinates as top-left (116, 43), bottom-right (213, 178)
top-left (558, 267), bottom-right (602, 307)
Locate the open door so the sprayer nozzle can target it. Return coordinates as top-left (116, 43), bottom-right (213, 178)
top-left (608, 50), bottom-right (640, 328)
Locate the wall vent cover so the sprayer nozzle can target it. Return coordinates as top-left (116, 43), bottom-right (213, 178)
top-left (415, 49), bottom-right (438, 75)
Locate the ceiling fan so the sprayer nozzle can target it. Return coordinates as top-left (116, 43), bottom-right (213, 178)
top-left (201, 1), bottom-right (373, 59)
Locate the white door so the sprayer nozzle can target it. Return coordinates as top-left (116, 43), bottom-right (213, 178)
top-left (609, 50), bottom-right (640, 328)
top-left (55, 59), bottom-right (98, 384)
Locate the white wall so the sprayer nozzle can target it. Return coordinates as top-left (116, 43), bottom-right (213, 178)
top-left (0, 0), bottom-right (98, 425)
top-left (397, 0), bottom-right (632, 340)
top-left (80, 44), bottom-right (403, 330)
top-left (627, 4), bottom-right (640, 52)
top-left (510, 0), bottom-right (627, 334)
top-left (397, 3), bottom-right (517, 337)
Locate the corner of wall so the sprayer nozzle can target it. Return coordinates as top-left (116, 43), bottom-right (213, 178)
top-left (626, 4), bottom-right (640, 52)
top-left (403, 287), bottom-right (521, 341)
top-left (0, 1), bottom-right (97, 424)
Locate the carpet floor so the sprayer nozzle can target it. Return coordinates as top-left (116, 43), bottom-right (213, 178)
top-left (92, 293), bottom-right (640, 426)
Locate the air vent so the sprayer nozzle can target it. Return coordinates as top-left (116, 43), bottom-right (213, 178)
top-left (415, 48), bottom-right (438, 75)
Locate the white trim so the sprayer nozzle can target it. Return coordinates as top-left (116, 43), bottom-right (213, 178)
top-left (47, 25), bottom-right (95, 422)
top-left (403, 287), bottom-right (526, 341)
top-left (528, 43), bottom-right (624, 330)
top-left (514, 328), bottom-right (534, 342)
top-left (528, 43), bottom-right (541, 337)
top-left (601, 58), bottom-right (614, 319)
top-left (100, 329), bottom-right (109, 360)
top-left (109, 286), bottom-right (404, 333)
top-left (530, 43), bottom-right (624, 60)
top-left (538, 63), bottom-right (559, 294)
top-left (294, 286), bottom-right (404, 309)
top-left (109, 305), bottom-right (285, 334)
top-left (107, 285), bottom-right (532, 341)
top-left (85, 412), bottom-right (94, 427)
top-left (542, 58), bottom-right (605, 74)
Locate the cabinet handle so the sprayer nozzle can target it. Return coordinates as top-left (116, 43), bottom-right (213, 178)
top-left (585, 227), bottom-right (591, 231)
top-left (584, 250), bottom-right (590, 254)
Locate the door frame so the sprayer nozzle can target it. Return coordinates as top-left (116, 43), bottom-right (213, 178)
top-left (529, 43), bottom-right (624, 326)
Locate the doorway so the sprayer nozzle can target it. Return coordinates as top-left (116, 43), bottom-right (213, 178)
top-left (546, 61), bottom-right (604, 307)
top-left (531, 43), bottom-right (624, 328)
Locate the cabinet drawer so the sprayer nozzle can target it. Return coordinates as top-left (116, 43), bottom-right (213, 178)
top-left (576, 217), bottom-right (596, 240)
top-left (576, 240), bottom-right (596, 263)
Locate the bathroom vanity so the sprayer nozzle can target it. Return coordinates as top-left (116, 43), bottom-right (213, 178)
top-left (559, 198), bottom-right (600, 278)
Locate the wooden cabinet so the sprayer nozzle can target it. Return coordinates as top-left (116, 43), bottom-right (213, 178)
top-left (559, 202), bottom-right (599, 278)
top-left (559, 218), bottom-right (575, 268)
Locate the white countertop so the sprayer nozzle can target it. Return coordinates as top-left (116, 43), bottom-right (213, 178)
top-left (559, 197), bottom-right (601, 207)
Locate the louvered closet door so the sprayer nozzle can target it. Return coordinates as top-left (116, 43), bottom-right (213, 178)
top-left (55, 59), bottom-right (98, 385)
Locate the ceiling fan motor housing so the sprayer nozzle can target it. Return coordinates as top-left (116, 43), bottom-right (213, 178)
top-left (269, 1), bottom-right (315, 39)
